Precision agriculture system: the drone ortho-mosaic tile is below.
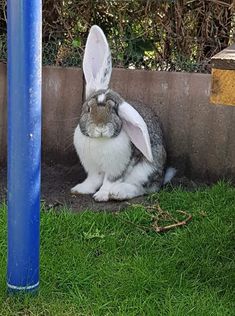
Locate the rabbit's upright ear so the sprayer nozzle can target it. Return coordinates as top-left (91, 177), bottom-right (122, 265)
top-left (118, 102), bottom-right (153, 162)
top-left (83, 25), bottom-right (112, 99)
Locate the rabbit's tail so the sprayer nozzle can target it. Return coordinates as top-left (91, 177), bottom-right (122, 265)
top-left (163, 167), bottom-right (176, 185)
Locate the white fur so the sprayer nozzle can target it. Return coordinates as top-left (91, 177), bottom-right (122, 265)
top-left (71, 173), bottom-right (104, 194)
top-left (93, 175), bottom-right (115, 201)
top-left (163, 167), bottom-right (176, 184)
top-left (87, 123), bottom-right (114, 138)
top-left (93, 190), bottom-right (110, 202)
top-left (72, 126), bottom-right (155, 200)
top-left (92, 164), bottom-right (152, 201)
top-left (97, 94), bottom-right (105, 103)
top-left (124, 161), bottom-right (155, 185)
top-left (73, 126), bottom-right (131, 179)
top-left (109, 183), bottom-right (144, 200)
top-left (94, 163), bottom-right (152, 201)
top-left (83, 26), bottom-right (112, 98)
top-left (72, 25), bottom-right (167, 201)
top-left (106, 162), bottom-right (154, 200)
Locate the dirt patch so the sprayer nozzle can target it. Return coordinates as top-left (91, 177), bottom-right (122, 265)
top-left (0, 164), bottom-right (202, 212)
top-left (0, 164), bottom-right (149, 212)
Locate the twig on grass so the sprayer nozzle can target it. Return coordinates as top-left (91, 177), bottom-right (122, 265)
top-left (123, 203), bottom-right (192, 233)
top-left (152, 210), bottom-right (192, 233)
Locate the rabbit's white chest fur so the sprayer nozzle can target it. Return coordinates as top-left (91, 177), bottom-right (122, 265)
top-left (74, 125), bottom-right (131, 178)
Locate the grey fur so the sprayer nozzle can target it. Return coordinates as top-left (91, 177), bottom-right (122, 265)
top-left (79, 90), bottom-right (122, 138)
top-left (78, 89), bottom-right (167, 193)
top-left (122, 100), bottom-right (167, 192)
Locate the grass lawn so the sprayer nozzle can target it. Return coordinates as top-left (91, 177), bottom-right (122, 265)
top-left (0, 182), bottom-right (234, 315)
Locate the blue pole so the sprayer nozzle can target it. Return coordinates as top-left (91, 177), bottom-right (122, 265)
top-left (7, 0), bottom-right (42, 292)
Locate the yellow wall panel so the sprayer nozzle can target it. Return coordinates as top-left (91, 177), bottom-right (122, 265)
top-left (210, 68), bottom-right (235, 106)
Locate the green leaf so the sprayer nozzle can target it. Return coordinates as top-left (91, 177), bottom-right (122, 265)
top-left (72, 39), bottom-right (81, 48)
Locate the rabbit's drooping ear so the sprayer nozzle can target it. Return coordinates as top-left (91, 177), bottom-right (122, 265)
top-left (83, 25), bottom-right (112, 99)
top-left (118, 102), bottom-right (153, 162)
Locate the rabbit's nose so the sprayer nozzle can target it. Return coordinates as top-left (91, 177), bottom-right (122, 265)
top-left (94, 125), bottom-right (109, 137)
top-left (94, 126), bottom-right (104, 136)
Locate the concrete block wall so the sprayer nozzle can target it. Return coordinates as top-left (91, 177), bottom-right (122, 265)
top-left (1, 62), bottom-right (235, 181)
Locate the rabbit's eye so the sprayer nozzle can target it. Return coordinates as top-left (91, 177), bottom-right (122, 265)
top-left (88, 98), bottom-right (96, 108)
top-left (87, 107), bottom-right (91, 113)
top-left (112, 106), bottom-right (118, 115)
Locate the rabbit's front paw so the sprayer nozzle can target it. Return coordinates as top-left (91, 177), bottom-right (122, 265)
top-left (71, 174), bottom-right (104, 195)
top-left (93, 190), bottom-right (110, 202)
top-left (71, 183), bottom-right (96, 195)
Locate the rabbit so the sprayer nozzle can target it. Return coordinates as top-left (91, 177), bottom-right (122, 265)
top-left (71, 25), bottom-right (175, 201)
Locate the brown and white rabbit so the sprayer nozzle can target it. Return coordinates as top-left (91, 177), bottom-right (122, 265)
top-left (71, 25), bottom-right (175, 201)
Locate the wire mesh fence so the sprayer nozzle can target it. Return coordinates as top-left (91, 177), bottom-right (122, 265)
top-left (0, 0), bottom-right (234, 72)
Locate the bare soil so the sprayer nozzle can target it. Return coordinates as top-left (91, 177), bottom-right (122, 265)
top-left (0, 164), bottom-right (201, 212)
